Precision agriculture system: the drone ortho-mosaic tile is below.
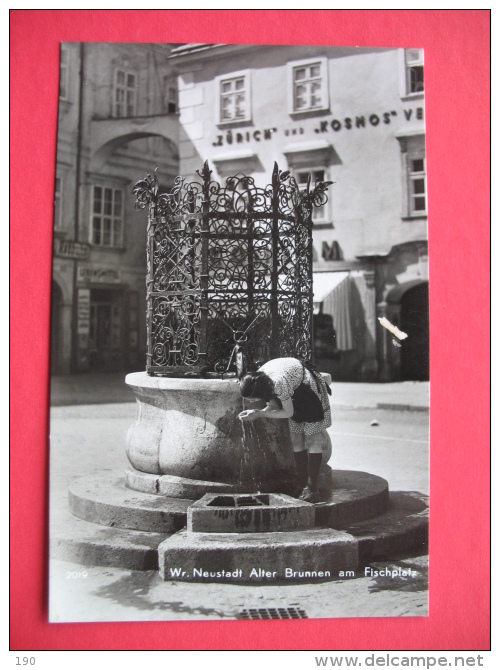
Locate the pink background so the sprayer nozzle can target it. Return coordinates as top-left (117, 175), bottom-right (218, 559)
top-left (10, 10), bottom-right (490, 650)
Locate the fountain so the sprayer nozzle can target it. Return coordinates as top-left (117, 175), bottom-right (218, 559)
top-left (61, 163), bottom-right (428, 582)
top-left (125, 162), bottom-right (333, 498)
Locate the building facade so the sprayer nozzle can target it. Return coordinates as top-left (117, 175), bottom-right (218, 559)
top-left (169, 44), bottom-right (429, 381)
top-left (52, 43), bottom-right (179, 374)
top-left (52, 42), bottom-right (429, 382)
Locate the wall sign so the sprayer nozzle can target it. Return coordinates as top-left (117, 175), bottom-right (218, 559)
top-left (54, 239), bottom-right (89, 259)
top-left (211, 107), bottom-right (424, 146)
top-left (212, 128), bottom-right (278, 147)
top-left (77, 265), bottom-right (121, 284)
top-left (77, 288), bottom-right (90, 336)
top-left (313, 107), bottom-right (424, 134)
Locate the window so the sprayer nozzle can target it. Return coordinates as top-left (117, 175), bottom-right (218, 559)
top-left (408, 155), bottom-right (427, 215)
top-left (54, 176), bottom-right (63, 230)
top-left (296, 169), bottom-right (329, 224)
top-left (163, 76), bottom-right (178, 114)
top-left (406, 49), bottom-right (424, 95)
top-left (396, 134), bottom-right (427, 218)
top-left (113, 69), bottom-right (137, 117)
top-left (221, 77), bottom-right (245, 121)
top-left (59, 46), bottom-right (69, 100)
top-left (287, 57), bottom-right (329, 114)
top-left (294, 63), bottom-right (322, 111)
top-left (216, 70), bottom-right (251, 124)
top-left (91, 186), bottom-right (124, 247)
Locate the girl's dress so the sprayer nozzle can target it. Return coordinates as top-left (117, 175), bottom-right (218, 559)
top-left (258, 357), bottom-right (332, 435)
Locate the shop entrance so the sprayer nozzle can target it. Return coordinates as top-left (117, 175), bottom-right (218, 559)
top-left (89, 288), bottom-right (124, 371)
top-left (400, 282), bottom-right (429, 381)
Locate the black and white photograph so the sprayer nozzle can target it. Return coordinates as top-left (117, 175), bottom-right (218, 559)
top-left (49, 41), bottom-right (430, 623)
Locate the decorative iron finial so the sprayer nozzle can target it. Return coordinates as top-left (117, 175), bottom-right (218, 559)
top-left (301, 173), bottom-right (334, 207)
top-left (132, 169), bottom-right (159, 211)
top-left (196, 160), bottom-right (212, 183)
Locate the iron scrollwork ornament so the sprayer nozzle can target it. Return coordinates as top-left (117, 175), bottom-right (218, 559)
top-left (132, 162), bottom-right (333, 377)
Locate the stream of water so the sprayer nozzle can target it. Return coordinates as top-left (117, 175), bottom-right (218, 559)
top-left (239, 400), bottom-right (269, 493)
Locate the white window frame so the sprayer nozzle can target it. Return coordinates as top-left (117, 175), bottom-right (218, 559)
top-left (295, 167), bottom-right (330, 225)
top-left (406, 152), bottom-right (427, 216)
top-left (59, 46), bottom-right (69, 100)
top-left (54, 176), bottom-right (63, 230)
top-left (399, 48), bottom-right (424, 99)
top-left (396, 133), bottom-right (427, 219)
top-left (90, 185), bottom-right (124, 248)
top-left (215, 70), bottom-right (251, 125)
top-left (287, 57), bottom-right (329, 115)
top-left (113, 68), bottom-right (137, 118)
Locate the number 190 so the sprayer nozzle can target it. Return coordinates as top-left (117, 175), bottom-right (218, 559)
top-left (15, 658), bottom-right (35, 666)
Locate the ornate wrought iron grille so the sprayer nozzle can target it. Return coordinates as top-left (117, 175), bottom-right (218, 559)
top-left (133, 162), bottom-right (332, 377)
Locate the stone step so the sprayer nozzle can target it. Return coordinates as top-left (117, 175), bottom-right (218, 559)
top-left (156, 491), bottom-right (428, 584)
top-left (68, 474), bottom-right (191, 533)
top-left (50, 516), bottom-right (171, 571)
top-left (343, 490), bottom-right (429, 563)
top-left (69, 469), bottom-right (390, 533)
top-left (52, 489), bottom-right (427, 574)
top-left (315, 470), bottom-right (389, 527)
top-left (125, 469), bottom-right (237, 499)
top-left (51, 485), bottom-right (171, 570)
top-left (158, 527), bottom-right (359, 583)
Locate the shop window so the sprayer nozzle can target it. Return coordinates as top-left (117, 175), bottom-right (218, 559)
top-left (216, 70), bottom-right (251, 124)
top-left (295, 169), bottom-right (330, 224)
top-left (54, 176), bottom-right (63, 230)
top-left (113, 69), bottom-right (137, 117)
top-left (59, 46), bottom-right (69, 100)
top-left (407, 155), bottom-right (427, 215)
top-left (91, 185), bottom-right (124, 247)
top-left (287, 57), bottom-right (329, 115)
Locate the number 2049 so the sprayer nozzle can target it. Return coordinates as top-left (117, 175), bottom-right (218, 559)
top-left (15, 659), bottom-right (35, 666)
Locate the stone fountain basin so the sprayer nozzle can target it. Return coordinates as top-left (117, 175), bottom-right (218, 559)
top-left (187, 492), bottom-right (315, 533)
top-left (125, 371), bottom-right (296, 494)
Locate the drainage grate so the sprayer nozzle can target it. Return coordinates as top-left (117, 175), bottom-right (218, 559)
top-left (236, 607), bottom-right (308, 620)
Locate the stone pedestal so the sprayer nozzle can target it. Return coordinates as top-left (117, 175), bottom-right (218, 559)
top-left (125, 372), bottom-right (296, 495)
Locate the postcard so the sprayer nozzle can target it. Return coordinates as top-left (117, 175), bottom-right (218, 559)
top-left (49, 41), bottom-right (429, 623)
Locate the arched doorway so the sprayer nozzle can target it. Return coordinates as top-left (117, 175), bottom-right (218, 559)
top-left (400, 282), bottom-right (429, 381)
top-left (51, 281), bottom-right (63, 375)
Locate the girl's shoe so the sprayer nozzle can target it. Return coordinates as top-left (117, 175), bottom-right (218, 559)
top-left (299, 486), bottom-right (320, 503)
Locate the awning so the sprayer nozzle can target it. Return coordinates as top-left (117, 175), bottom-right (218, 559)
top-left (313, 271), bottom-right (354, 350)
